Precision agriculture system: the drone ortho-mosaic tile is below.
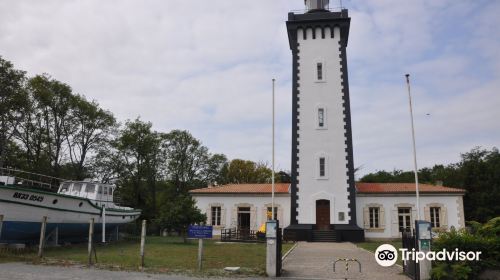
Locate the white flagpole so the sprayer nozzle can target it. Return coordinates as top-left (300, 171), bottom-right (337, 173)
top-left (272, 78), bottom-right (276, 221)
top-left (405, 74), bottom-right (420, 221)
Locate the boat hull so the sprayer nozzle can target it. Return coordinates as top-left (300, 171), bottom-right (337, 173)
top-left (0, 185), bottom-right (141, 243)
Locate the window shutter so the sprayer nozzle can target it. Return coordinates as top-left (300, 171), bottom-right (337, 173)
top-left (363, 207), bottom-right (369, 229)
top-left (441, 207), bottom-right (448, 229)
top-left (380, 207), bottom-right (386, 229)
top-left (231, 207), bottom-right (237, 228)
top-left (411, 209), bottom-right (417, 230)
top-left (278, 207), bottom-right (283, 224)
top-left (392, 209), bottom-right (398, 236)
top-left (251, 207), bottom-right (257, 230)
top-left (206, 207), bottom-right (211, 225)
top-left (221, 207), bottom-right (226, 227)
top-left (424, 206), bottom-right (430, 223)
top-left (262, 207), bottom-right (267, 225)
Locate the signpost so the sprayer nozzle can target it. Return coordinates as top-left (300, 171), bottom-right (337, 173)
top-left (188, 225), bottom-right (213, 271)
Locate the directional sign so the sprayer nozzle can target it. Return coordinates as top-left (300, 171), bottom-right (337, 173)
top-left (188, 225), bottom-right (213, 239)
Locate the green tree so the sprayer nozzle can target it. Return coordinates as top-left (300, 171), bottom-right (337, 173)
top-left (0, 56), bottom-right (28, 169)
top-left (64, 95), bottom-right (116, 179)
top-left (224, 159), bottom-right (273, 184)
top-left (155, 194), bottom-right (206, 242)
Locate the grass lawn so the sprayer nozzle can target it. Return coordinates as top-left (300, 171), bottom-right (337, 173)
top-left (0, 237), bottom-right (294, 276)
top-left (356, 241), bottom-right (403, 266)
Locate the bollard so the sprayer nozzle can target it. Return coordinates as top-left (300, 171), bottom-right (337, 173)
top-left (88, 218), bottom-right (94, 266)
top-left (38, 216), bottom-right (47, 258)
top-left (198, 238), bottom-right (204, 271)
top-left (140, 220), bottom-right (146, 270)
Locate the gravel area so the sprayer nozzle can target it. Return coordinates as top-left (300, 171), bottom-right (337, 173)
top-left (0, 262), bottom-right (266, 280)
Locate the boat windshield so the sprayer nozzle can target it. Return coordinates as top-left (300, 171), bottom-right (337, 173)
top-left (60, 183), bottom-right (70, 193)
top-left (85, 184), bottom-right (96, 193)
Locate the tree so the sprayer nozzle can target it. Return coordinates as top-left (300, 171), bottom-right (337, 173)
top-left (64, 95), bottom-right (116, 179)
top-left (155, 194), bottom-right (206, 242)
top-left (28, 74), bottom-right (74, 176)
top-left (224, 159), bottom-right (273, 183)
top-left (162, 130), bottom-right (220, 192)
top-left (0, 56), bottom-right (28, 169)
top-left (359, 147), bottom-right (500, 222)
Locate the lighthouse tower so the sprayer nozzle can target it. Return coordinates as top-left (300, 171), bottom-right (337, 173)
top-left (284, 0), bottom-right (364, 242)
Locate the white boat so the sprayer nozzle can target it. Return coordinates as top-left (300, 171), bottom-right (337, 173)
top-left (0, 173), bottom-right (141, 244)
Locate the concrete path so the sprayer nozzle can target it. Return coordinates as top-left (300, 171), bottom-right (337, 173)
top-left (281, 242), bottom-right (409, 280)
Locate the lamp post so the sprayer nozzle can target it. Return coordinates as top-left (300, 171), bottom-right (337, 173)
top-left (405, 74), bottom-right (420, 221)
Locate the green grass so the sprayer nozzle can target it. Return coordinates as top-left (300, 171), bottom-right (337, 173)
top-left (356, 241), bottom-right (403, 266)
top-left (1, 237), bottom-right (294, 276)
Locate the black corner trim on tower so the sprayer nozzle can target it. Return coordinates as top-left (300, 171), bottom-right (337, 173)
top-left (289, 38), bottom-right (300, 225)
top-left (339, 37), bottom-right (357, 226)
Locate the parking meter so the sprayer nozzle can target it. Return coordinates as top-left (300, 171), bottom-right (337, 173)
top-left (416, 220), bottom-right (432, 251)
top-left (266, 220), bottom-right (278, 276)
top-left (416, 220), bottom-right (432, 279)
top-left (266, 220), bottom-right (277, 239)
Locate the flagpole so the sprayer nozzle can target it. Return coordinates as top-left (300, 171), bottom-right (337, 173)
top-left (405, 74), bottom-right (420, 221)
top-left (272, 78), bottom-right (275, 221)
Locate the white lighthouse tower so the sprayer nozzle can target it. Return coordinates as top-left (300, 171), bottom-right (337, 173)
top-left (284, 0), bottom-right (364, 242)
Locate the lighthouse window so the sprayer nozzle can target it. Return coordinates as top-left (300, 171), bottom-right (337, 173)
top-left (317, 63), bottom-right (323, 80)
top-left (319, 157), bottom-right (326, 177)
top-left (318, 108), bottom-right (325, 127)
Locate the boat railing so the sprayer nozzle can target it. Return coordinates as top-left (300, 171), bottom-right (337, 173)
top-left (0, 167), bottom-right (63, 192)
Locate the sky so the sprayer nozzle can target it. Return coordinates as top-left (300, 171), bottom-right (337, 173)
top-left (1, 0), bottom-right (499, 177)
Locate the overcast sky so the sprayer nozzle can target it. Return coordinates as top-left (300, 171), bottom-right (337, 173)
top-left (1, 0), bottom-right (499, 177)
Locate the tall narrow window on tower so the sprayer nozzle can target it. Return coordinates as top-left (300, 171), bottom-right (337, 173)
top-left (319, 157), bottom-right (326, 177)
top-left (317, 62), bottom-right (323, 80)
top-left (318, 108), bottom-right (325, 127)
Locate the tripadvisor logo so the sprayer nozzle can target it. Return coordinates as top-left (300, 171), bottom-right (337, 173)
top-left (375, 244), bottom-right (398, 267)
top-left (375, 244), bottom-right (482, 267)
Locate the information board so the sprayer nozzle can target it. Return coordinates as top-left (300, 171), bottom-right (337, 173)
top-left (188, 225), bottom-right (213, 239)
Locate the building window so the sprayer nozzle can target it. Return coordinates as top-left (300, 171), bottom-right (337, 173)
top-left (211, 206), bottom-right (221, 226)
top-left (369, 207), bottom-right (380, 228)
top-left (319, 157), bottom-right (326, 177)
top-left (317, 62), bottom-right (323, 80)
top-left (318, 108), bottom-right (325, 127)
top-left (398, 207), bottom-right (412, 232)
top-left (267, 207), bottom-right (278, 221)
top-left (338, 212), bottom-right (345, 221)
top-left (430, 207), bottom-right (440, 228)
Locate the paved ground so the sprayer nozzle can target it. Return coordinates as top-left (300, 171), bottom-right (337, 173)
top-left (281, 242), bottom-right (409, 280)
top-left (0, 263), bottom-right (265, 280)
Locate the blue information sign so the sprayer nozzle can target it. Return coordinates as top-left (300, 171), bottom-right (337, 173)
top-left (188, 225), bottom-right (213, 239)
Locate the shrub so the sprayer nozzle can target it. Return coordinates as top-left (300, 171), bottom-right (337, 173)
top-left (431, 217), bottom-right (500, 279)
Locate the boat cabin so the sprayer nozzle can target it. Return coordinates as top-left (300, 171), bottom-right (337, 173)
top-left (58, 181), bottom-right (115, 204)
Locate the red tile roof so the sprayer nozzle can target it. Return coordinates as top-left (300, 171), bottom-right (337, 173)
top-left (189, 182), bottom-right (465, 195)
top-left (356, 182), bottom-right (465, 194)
top-left (189, 183), bottom-right (290, 194)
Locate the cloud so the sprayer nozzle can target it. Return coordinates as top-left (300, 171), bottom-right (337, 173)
top-left (0, 0), bottom-right (498, 177)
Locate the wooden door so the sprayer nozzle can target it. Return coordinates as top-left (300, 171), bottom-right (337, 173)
top-left (316, 200), bottom-right (330, 230)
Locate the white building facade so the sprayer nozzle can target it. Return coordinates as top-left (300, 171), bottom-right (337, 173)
top-left (190, 182), bottom-right (465, 241)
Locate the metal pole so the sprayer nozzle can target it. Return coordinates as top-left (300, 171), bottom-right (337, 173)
top-left (102, 206), bottom-right (106, 243)
top-left (38, 216), bottom-right (47, 258)
top-left (198, 238), bottom-right (204, 271)
top-left (140, 220), bottom-right (146, 270)
top-left (405, 74), bottom-right (420, 221)
top-left (88, 218), bottom-right (94, 266)
top-left (272, 78), bottom-right (276, 221)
